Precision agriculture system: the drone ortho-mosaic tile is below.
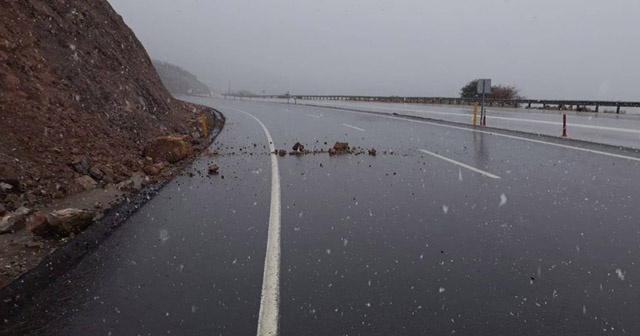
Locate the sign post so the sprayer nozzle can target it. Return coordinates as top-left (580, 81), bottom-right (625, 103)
top-left (477, 79), bottom-right (491, 126)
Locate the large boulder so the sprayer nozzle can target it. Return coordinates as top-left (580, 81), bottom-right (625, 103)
top-left (116, 178), bottom-right (140, 192)
top-left (142, 162), bottom-right (168, 176)
top-left (0, 164), bottom-right (20, 192)
top-left (25, 212), bottom-right (50, 236)
top-left (30, 209), bottom-right (96, 238)
top-left (70, 157), bottom-right (92, 175)
top-left (89, 166), bottom-right (104, 181)
top-left (0, 206), bottom-right (31, 234)
top-left (144, 135), bottom-right (193, 164)
top-left (75, 175), bottom-right (98, 191)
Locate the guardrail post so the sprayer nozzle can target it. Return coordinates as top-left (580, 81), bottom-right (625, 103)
top-left (201, 113), bottom-right (208, 138)
top-left (473, 103), bottom-right (478, 126)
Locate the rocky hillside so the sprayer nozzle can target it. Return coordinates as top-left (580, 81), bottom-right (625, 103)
top-left (152, 60), bottom-right (210, 95)
top-left (0, 0), bottom-right (212, 212)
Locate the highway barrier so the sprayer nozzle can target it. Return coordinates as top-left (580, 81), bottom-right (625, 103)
top-left (223, 94), bottom-right (640, 114)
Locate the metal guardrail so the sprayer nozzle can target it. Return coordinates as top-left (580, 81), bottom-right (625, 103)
top-left (223, 94), bottom-right (640, 113)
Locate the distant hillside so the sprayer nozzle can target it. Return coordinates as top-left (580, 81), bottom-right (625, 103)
top-left (152, 60), bottom-right (210, 95)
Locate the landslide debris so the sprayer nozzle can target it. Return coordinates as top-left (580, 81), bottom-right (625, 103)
top-left (0, 0), bottom-right (221, 213)
top-left (208, 164), bottom-right (220, 175)
top-left (143, 135), bottom-right (194, 164)
top-left (271, 142), bottom-right (377, 157)
top-left (0, 0), bottom-right (225, 287)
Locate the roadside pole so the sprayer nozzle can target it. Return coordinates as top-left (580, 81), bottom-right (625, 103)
top-left (562, 113), bottom-right (567, 137)
top-left (477, 79), bottom-right (491, 126)
top-left (481, 90), bottom-right (486, 126)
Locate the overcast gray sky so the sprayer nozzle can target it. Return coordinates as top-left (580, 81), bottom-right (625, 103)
top-left (107, 0), bottom-right (639, 100)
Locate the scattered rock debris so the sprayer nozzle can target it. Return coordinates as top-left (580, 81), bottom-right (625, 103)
top-left (208, 164), bottom-right (220, 175)
top-left (268, 141), bottom-right (377, 157)
top-left (292, 142), bottom-right (305, 152)
top-left (333, 142), bottom-right (349, 151)
top-left (0, 0), bottom-right (228, 290)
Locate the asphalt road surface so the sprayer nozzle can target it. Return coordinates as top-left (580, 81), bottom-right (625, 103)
top-left (5, 98), bottom-right (640, 336)
top-left (289, 99), bottom-right (640, 150)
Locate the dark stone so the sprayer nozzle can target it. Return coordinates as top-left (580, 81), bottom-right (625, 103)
top-left (70, 157), bottom-right (91, 175)
top-left (89, 166), bottom-right (104, 181)
top-left (0, 164), bottom-right (20, 191)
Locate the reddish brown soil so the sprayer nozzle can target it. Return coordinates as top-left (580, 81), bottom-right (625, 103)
top-left (0, 0), bottom-right (209, 210)
top-left (0, 0), bottom-right (222, 287)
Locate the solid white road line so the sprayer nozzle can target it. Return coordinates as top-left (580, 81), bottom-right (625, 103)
top-left (342, 123), bottom-right (366, 132)
top-left (419, 149), bottom-right (501, 179)
top-left (232, 108), bottom-right (281, 336)
top-left (317, 107), bottom-right (640, 163)
top-left (306, 113), bottom-right (321, 118)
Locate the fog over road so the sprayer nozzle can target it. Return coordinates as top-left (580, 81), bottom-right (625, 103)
top-left (7, 98), bottom-right (640, 336)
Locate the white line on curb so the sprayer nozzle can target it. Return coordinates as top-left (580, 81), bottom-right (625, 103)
top-left (419, 149), bottom-right (501, 179)
top-left (233, 108), bottom-right (281, 336)
top-left (342, 123), bottom-right (366, 132)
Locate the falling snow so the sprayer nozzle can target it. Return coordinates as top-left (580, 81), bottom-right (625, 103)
top-left (159, 229), bottom-right (169, 243)
top-left (499, 193), bottom-right (508, 207)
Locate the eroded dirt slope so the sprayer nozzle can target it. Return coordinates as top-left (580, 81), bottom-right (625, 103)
top-left (0, 0), bottom-right (209, 210)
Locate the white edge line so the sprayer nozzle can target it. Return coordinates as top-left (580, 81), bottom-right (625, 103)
top-left (419, 149), bottom-right (501, 179)
top-left (313, 107), bottom-right (640, 163)
top-left (342, 123), bottom-right (366, 132)
top-left (306, 113), bottom-right (321, 118)
top-left (232, 108), bottom-right (281, 336)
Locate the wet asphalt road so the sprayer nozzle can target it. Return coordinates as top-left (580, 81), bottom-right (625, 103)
top-left (292, 99), bottom-right (640, 150)
top-left (6, 98), bottom-right (640, 335)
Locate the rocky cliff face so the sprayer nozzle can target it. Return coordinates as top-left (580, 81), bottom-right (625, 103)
top-left (0, 0), bottom-right (208, 211)
top-left (152, 60), bottom-right (211, 96)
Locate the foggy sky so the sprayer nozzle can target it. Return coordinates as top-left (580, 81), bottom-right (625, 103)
top-left (107, 0), bottom-right (639, 100)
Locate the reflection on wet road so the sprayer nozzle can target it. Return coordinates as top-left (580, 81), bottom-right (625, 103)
top-left (7, 97), bottom-right (640, 336)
